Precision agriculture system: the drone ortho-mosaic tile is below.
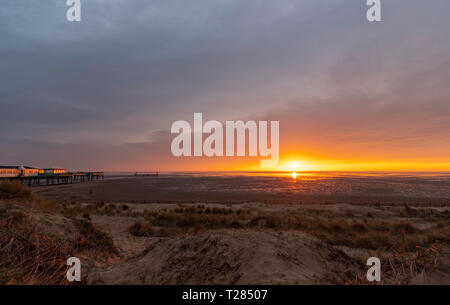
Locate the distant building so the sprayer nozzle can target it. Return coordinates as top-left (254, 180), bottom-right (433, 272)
top-left (0, 166), bottom-right (41, 177)
top-left (22, 166), bottom-right (41, 176)
top-left (0, 166), bottom-right (21, 178)
top-left (43, 168), bottom-right (66, 175)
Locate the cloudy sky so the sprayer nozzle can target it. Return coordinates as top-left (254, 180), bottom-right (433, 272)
top-left (1, 0), bottom-right (449, 171)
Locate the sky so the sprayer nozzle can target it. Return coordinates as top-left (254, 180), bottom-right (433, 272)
top-left (1, 0), bottom-right (449, 171)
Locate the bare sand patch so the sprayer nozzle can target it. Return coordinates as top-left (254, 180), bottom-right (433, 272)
top-left (88, 230), bottom-right (358, 285)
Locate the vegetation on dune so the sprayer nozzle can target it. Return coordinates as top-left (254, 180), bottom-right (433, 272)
top-left (62, 200), bottom-right (450, 255)
top-left (120, 204), bottom-right (449, 284)
top-left (128, 220), bottom-right (154, 237)
top-left (0, 211), bottom-right (69, 284)
top-left (0, 182), bottom-right (119, 284)
top-left (73, 219), bottom-right (119, 256)
top-left (114, 204), bottom-right (450, 254)
top-left (0, 181), bottom-right (61, 211)
top-left (0, 181), bottom-right (33, 201)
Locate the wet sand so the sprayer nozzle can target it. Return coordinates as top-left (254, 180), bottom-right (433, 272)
top-left (33, 175), bottom-right (450, 206)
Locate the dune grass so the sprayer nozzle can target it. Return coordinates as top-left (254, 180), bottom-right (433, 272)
top-left (61, 199), bottom-right (450, 284)
top-left (0, 181), bottom-right (33, 201)
top-left (0, 182), bottom-right (119, 284)
top-left (0, 181), bottom-right (61, 211)
top-left (120, 205), bottom-right (450, 253)
top-left (0, 210), bottom-right (70, 284)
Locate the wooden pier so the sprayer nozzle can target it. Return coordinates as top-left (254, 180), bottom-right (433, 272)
top-left (0, 172), bottom-right (104, 187)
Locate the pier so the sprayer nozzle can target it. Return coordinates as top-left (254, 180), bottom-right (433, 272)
top-left (134, 172), bottom-right (159, 177)
top-left (0, 172), bottom-right (104, 187)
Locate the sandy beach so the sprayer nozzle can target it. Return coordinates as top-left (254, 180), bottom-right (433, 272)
top-left (2, 174), bottom-right (439, 284)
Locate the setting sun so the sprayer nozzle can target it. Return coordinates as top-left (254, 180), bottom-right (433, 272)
top-left (269, 160), bottom-right (317, 172)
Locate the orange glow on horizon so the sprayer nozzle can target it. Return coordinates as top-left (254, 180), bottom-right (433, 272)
top-left (243, 158), bottom-right (450, 172)
top-left (155, 155), bottom-right (450, 172)
top-left (138, 151), bottom-right (450, 173)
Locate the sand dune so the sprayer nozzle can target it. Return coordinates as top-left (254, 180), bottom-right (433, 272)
top-left (88, 230), bottom-right (359, 285)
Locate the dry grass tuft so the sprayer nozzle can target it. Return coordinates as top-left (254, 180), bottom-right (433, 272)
top-left (128, 220), bottom-right (154, 237)
top-left (73, 219), bottom-right (119, 256)
top-left (0, 197), bottom-right (119, 284)
top-left (0, 181), bottom-right (60, 212)
top-left (0, 211), bottom-right (71, 284)
top-left (346, 244), bottom-right (443, 285)
top-left (0, 182), bottom-right (33, 201)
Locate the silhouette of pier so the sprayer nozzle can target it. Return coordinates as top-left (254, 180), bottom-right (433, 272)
top-left (0, 172), bottom-right (104, 186)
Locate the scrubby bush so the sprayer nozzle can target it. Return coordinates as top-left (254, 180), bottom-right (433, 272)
top-left (0, 182), bottom-right (33, 201)
top-left (128, 221), bottom-right (154, 237)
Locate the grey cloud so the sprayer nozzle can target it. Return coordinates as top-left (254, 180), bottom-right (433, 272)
top-left (1, 0), bottom-right (450, 168)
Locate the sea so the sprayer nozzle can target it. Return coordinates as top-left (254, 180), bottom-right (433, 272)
top-left (104, 171), bottom-right (450, 199)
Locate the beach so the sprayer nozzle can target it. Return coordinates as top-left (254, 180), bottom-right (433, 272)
top-left (33, 172), bottom-right (450, 205)
top-left (20, 173), bottom-right (449, 284)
